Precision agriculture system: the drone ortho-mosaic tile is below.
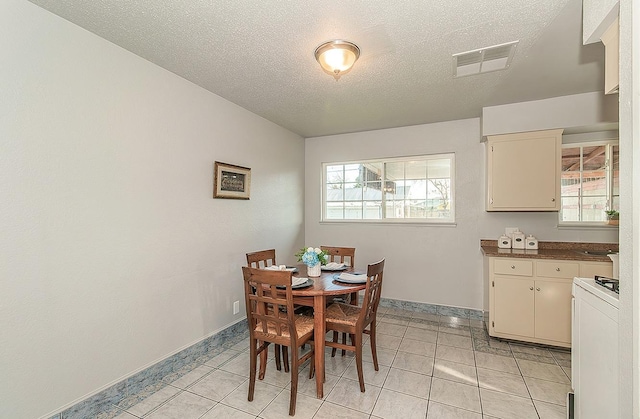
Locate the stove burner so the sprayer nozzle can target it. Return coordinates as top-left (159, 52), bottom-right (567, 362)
top-left (595, 275), bottom-right (619, 294)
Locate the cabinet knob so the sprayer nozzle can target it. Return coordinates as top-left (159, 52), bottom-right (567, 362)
top-left (556, 267), bottom-right (560, 272)
top-left (551, 198), bottom-right (556, 202)
top-left (511, 265), bottom-right (516, 269)
top-left (529, 286), bottom-right (534, 290)
top-left (536, 287), bottom-right (541, 291)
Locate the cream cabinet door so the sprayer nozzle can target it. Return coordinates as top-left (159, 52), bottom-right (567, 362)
top-left (486, 129), bottom-right (562, 211)
top-left (534, 279), bottom-right (573, 344)
top-left (493, 276), bottom-right (535, 337)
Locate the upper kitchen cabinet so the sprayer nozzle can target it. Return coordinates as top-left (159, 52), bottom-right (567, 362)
top-left (486, 129), bottom-right (563, 211)
top-left (601, 16), bottom-right (619, 94)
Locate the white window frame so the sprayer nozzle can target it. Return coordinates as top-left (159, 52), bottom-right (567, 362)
top-left (321, 153), bottom-right (455, 224)
top-left (559, 140), bottom-right (619, 225)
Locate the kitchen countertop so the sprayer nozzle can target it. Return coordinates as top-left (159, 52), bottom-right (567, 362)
top-left (481, 240), bottom-right (618, 262)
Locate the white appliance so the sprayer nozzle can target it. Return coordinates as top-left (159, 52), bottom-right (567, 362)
top-left (571, 277), bottom-right (619, 418)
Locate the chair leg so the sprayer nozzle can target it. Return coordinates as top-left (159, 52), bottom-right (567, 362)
top-left (259, 341), bottom-right (268, 380)
top-left (354, 333), bottom-right (365, 392)
top-left (331, 331), bottom-right (338, 357)
top-left (282, 346), bottom-right (290, 373)
top-left (308, 354), bottom-right (315, 379)
top-left (248, 338), bottom-right (257, 401)
top-left (289, 346), bottom-right (299, 416)
top-left (341, 332), bottom-right (348, 357)
top-left (370, 322), bottom-right (379, 371)
top-left (274, 344), bottom-right (282, 371)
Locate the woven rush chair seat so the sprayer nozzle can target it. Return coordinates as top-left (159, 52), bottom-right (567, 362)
top-left (325, 303), bottom-right (361, 326)
top-left (256, 315), bottom-right (315, 339)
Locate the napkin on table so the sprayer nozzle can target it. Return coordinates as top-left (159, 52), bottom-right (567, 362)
top-left (292, 277), bottom-right (308, 286)
top-left (324, 262), bottom-right (346, 269)
top-left (338, 272), bottom-right (367, 281)
top-left (265, 265), bottom-right (288, 271)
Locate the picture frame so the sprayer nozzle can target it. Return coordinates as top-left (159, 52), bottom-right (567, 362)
top-left (213, 161), bottom-right (251, 200)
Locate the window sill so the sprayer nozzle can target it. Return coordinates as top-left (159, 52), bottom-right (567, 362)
top-left (557, 222), bottom-right (619, 230)
top-left (319, 220), bottom-right (457, 227)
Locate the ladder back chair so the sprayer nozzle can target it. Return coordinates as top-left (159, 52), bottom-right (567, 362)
top-left (324, 259), bottom-right (385, 392)
top-left (242, 267), bottom-right (315, 416)
top-left (245, 249), bottom-right (287, 374)
top-left (321, 246), bottom-right (357, 354)
top-left (246, 249), bottom-right (277, 269)
top-left (320, 246), bottom-right (355, 267)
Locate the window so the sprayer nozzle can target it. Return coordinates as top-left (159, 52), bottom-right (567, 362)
top-left (560, 141), bottom-right (619, 223)
top-left (323, 154), bottom-right (455, 222)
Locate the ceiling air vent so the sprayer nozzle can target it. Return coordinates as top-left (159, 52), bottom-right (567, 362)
top-left (453, 41), bottom-right (518, 77)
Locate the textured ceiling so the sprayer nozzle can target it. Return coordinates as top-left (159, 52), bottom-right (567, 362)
top-left (28, 0), bottom-right (605, 138)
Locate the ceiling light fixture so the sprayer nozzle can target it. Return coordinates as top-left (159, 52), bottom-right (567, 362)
top-left (314, 40), bottom-right (360, 80)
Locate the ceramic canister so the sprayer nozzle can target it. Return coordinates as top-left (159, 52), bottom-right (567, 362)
top-left (498, 235), bottom-right (511, 249)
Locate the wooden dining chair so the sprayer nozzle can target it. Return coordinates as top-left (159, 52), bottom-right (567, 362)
top-left (246, 249), bottom-right (277, 269)
top-left (320, 246), bottom-right (355, 267)
top-left (242, 266), bottom-right (315, 416)
top-left (321, 246), bottom-right (357, 354)
top-left (246, 249), bottom-right (287, 375)
top-left (324, 259), bottom-right (384, 392)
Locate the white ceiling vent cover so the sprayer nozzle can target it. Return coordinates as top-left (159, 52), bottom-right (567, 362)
top-left (453, 41), bottom-right (519, 77)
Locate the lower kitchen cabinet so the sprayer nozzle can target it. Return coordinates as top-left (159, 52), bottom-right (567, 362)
top-left (489, 257), bottom-right (577, 348)
top-left (493, 276), bottom-right (535, 337)
top-left (533, 278), bottom-right (573, 343)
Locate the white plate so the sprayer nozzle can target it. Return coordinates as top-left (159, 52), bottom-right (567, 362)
top-left (265, 266), bottom-right (298, 273)
top-left (277, 279), bottom-right (314, 289)
top-left (332, 273), bottom-right (367, 284)
top-left (321, 265), bottom-right (348, 271)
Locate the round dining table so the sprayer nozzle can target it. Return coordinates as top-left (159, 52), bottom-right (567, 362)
top-left (290, 264), bottom-right (366, 398)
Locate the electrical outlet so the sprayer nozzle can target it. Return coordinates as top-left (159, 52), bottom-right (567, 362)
top-left (233, 300), bottom-right (240, 315)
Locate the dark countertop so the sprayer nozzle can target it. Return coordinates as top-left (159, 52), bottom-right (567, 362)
top-left (481, 240), bottom-right (618, 262)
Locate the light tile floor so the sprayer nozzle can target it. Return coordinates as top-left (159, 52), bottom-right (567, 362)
top-left (111, 307), bottom-right (571, 418)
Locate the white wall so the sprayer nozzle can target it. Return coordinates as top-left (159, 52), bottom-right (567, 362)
top-left (305, 117), bottom-right (618, 312)
top-left (482, 91), bottom-right (619, 136)
top-left (0, 2), bottom-right (304, 418)
top-left (582, 0), bottom-right (619, 44)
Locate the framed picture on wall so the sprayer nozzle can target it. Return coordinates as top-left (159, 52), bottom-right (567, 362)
top-left (213, 161), bottom-right (251, 200)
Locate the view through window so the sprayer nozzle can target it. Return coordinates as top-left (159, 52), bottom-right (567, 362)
top-left (560, 141), bottom-right (619, 223)
top-left (323, 154), bottom-right (455, 222)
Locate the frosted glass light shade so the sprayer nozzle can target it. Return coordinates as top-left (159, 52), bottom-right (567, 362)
top-left (314, 40), bottom-right (360, 80)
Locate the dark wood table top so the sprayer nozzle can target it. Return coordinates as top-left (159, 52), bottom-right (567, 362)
top-left (290, 264), bottom-right (366, 296)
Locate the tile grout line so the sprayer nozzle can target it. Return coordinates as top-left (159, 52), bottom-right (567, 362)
top-left (124, 313), bottom-right (571, 419)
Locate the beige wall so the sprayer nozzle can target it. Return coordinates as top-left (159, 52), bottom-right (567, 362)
top-left (0, 1), bottom-right (304, 417)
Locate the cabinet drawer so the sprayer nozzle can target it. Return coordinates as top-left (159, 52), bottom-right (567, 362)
top-left (494, 259), bottom-right (533, 276)
top-left (580, 262), bottom-right (613, 278)
top-left (536, 261), bottom-right (579, 279)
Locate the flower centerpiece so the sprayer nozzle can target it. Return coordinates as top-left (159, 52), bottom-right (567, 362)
top-left (295, 247), bottom-right (328, 277)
